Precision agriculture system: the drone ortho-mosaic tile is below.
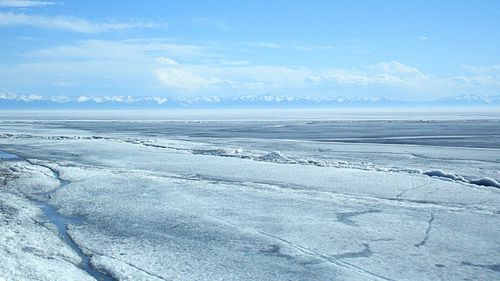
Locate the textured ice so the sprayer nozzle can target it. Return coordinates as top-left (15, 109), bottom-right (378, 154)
top-left (258, 151), bottom-right (295, 163)
top-left (0, 167), bottom-right (94, 281)
top-left (0, 114), bottom-right (499, 280)
top-left (90, 255), bottom-right (165, 281)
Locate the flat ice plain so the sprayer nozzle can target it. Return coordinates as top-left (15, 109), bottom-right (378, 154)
top-left (0, 109), bottom-right (499, 281)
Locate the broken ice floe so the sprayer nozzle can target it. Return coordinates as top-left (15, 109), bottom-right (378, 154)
top-left (424, 169), bottom-right (500, 188)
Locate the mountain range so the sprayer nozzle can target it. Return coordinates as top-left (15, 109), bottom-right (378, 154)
top-left (0, 93), bottom-right (499, 109)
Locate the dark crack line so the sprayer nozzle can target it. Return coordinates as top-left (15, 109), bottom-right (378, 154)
top-left (395, 182), bottom-right (429, 198)
top-left (335, 210), bottom-right (381, 226)
top-left (208, 215), bottom-right (394, 281)
top-left (415, 213), bottom-right (434, 247)
top-left (102, 255), bottom-right (169, 281)
top-left (461, 261), bottom-right (500, 273)
top-left (333, 243), bottom-right (373, 259)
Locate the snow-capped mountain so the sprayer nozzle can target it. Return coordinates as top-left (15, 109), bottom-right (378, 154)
top-left (0, 92), bottom-right (499, 109)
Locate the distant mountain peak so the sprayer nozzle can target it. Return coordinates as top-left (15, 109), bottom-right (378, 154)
top-left (0, 93), bottom-right (499, 109)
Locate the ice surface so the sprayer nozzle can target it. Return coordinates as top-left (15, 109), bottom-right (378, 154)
top-left (0, 113), bottom-right (499, 280)
top-left (0, 164), bottom-right (94, 281)
top-left (258, 151), bottom-right (295, 163)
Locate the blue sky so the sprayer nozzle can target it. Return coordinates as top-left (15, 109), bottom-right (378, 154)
top-left (0, 0), bottom-right (499, 101)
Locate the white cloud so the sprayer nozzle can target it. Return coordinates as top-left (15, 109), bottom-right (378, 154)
top-left (0, 12), bottom-right (159, 33)
top-left (154, 68), bottom-right (224, 90)
top-left (0, 0), bottom-right (55, 7)
top-left (246, 42), bottom-right (282, 49)
top-left (461, 64), bottom-right (500, 74)
top-left (20, 40), bottom-right (425, 94)
top-left (376, 61), bottom-right (422, 75)
top-left (24, 39), bottom-right (205, 60)
top-left (219, 60), bottom-right (251, 66)
top-left (156, 57), bottom-right (179, 65)
top-left (151, 61), bottom-right (430, 93)
top-left (77, 96), bottom-right (90, 102)
top-left (292, 44), bottom-right (335, 51)
top-left (242, 41), bottom-right (369, 53)
top-left (418, 35), bottom-right (428, 41)
top-left (320, 61), bottom-right (428, 88)
top-left (4, 38), bottom-right (500, 99)
top-left (454, 64), bottom-right (500, 86)
top-left (452, 75), bottom-right (500, 85)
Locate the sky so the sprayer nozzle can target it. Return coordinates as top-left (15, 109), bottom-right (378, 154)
top-left (0, 0), bottom-right (499, 102)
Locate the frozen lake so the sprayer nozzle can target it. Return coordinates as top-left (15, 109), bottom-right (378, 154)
top-left (0, 110), bottom-right (499, 280)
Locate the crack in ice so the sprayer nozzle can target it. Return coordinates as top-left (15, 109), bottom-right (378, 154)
top-left (415, 213), bottom-right (435, 247)
top-left (335, 210), bottom-right (382, 226)
top-left (2, 152), bottom-right (116, 281)
top-left (208, 215), bottom-right (394, 281)
top-left (461, 261), bottom-right (500, 273)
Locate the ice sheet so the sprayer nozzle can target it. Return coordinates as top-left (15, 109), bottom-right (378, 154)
top-left (0, 115), bottom-right (499, 280)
